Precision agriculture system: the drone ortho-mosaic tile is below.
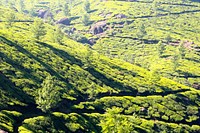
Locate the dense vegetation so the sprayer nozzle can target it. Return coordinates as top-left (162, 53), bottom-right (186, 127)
top-left (0, 0), bottom-right (200, 132)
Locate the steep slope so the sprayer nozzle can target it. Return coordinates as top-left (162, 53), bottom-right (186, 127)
top-left (35, 0), bottom-right (200, 88)
top-left (0, 1), bottom-right (200, 133)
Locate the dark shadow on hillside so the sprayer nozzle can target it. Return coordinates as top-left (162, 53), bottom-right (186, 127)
top-left (143, 39), bottom-right (159, 44)
top-left (109, 65), bottom-right (138, 77)
top-left (0, 37), bottom-right (88, 104)
top-left (161, 2), bottom-right (199, 7)
top-left (134, 15), bottom-right (153, 19)
top-left (158, 9), bottom-right (170, 13)
top-left (158, 28), bottom-right (183, 36)
top-left (10, 104), bottom-right (47, 133)
top-left (138, 86), bottom-right (190, 97)
top-left (161, 55), bottom-right (172, 58)
top-left (37, 41), bottom-right (83, 67)
top-left (1, 108), bottom-right (40, 133)
top-left (0, 52), bottom-right (41, 83)
top-left (0, 36), bottom-right (65, 81)
top-left (81, 114), bottom-right (102, 133)
top-left (69, 16), bottom-right (80, 21)
top-left (173, 93), bottom-right (200, 125)
top-left (88, 9), bottom-right (98, 13)
top-left (50, 114), bottom-right (70, 132)
top-left (74, 1), bottom-right (83, 7)
top-left (0, 71), bottom-right (32, 105)
top-left (185, 57), bottom-right (200, 63)
top-left (88, 20), bottom-right (95, 25)
top-left (0, 36), bottom-right (95, 104)
top-left (132, 9), bottom-right (200, 19)
top-left (0, 20), bottom-right (33, 23)
top-left (176, 70), bottom-right (200, 78)
top-left (175, 93), bottom-right (199, 106)
top-left (185, 29), bottom-right (200, 33)
top-left (111, 35), bottom-right (159, 44)
top-left (165, 9), bottom-right (200, 16)
top-left (86, 67), bottom-right (138, 93)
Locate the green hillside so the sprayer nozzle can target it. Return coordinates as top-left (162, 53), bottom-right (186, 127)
top-left (0, 0), bottom-right (200, 132)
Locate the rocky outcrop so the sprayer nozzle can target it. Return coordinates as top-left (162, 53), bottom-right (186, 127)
top-left (90, 21), bottom-right (107, 35)
top-left (88, 38), bottom-right (98, 45)
top-left (55, 9), bottom-right (62, 14)
top-left (99, 12), bottom-right (112, 18)
top-left (37, 9), bottom-right (53, 19)
top-left (193, 83), bottom-right (200, 90)
top-left (56, 18), bottom-right (71, 25)
top-left (38, 9), bottom-right (47, 18)
top-left (115, 14), bottom-right (127, 19)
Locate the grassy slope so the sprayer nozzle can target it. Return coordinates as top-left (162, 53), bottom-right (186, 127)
top-left (91, 0), bottom-right (200, 86)
top-left (55, 0), bottom-right (200, 87)
top-left (0, 0), bottom-right (200, 133)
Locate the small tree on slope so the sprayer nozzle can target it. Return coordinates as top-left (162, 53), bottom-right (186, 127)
top-left (36, 75), bottom-right (61, 113)
top-left (31, 18), bottom-right (46, 40)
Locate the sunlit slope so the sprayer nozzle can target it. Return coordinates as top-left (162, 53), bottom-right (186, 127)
top-left (0, 1), bottom-right (200, 132)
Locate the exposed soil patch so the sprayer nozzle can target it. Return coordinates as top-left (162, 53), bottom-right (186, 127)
top-left (169, 40), bottom-right (194, 50)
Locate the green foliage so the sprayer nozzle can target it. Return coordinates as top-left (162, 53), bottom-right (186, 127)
top-left (157, 41), bottom-right (166, 57)
top-left (50, 26), bottom-right (64, 44)
top-left (35, 75), bottom-right (61, 113)
top-left (0, 0), bottom-right (200, 132)
top-left (186, 106), bottom-right (198, 115)
top-left (82, 13), bottom-right (90, 26)
top-left (152, 0), bottom-right (159, 16)
top-left (149, 69), bottom-right (161, 85)
top-left (136, 23), bottom-right (147, 40)
top-left (84, 0), bottom-right (90, 13)
top-left (63, 2), bottom-right (70, 16)
top-left (4, 11), bottom-right (15, 28)
top-left (18, 0), bottom-right (25, 12)
top-left (165, 34), bottom-right (172, 44)
top-left (31, 18), bottom-right (46, 40)
top-left (99, 107), bottom-right (134, 133)
top-left (178, 41), bottom-right (186, 59)
top-left (19, 116), bottom-right (57, 133)
top-left (172, 54), bottom-right (180, 72)
top-left (53, 112), bottom-right (97, 132)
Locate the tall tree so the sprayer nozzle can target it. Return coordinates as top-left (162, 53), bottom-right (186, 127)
top-left (18, 0), bottom-right (25, 12)
top-left (4, 11), bottom-right (15, 28)
top-left (178, 41), bottom-right (186, 59)
top-left (35, 75), bottom-right (61, 113)
top-left (63, 2), bottom-right (70, 16)
top-left (157, 41), bottom-right (166, 57)
top-left (165, 34), bottom-right (172, 44)
top-left (53, 27), bottom-right (64, 44)
top-left (84, 0), bottom-right (90, 13)
top-left (172, 54), bottom-right (180, 72)
top-left (152, 0), bottom-right (159, 16)
top-left (82, 13), bottom-right (90, 26)
top-left (31, 18), bottom-right (46, 40)
top-left (136, 23), bottom-right (147, 40)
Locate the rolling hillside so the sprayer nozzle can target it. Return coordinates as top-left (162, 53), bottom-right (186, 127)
top-left (0, 0), bottom-right (200, 132)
